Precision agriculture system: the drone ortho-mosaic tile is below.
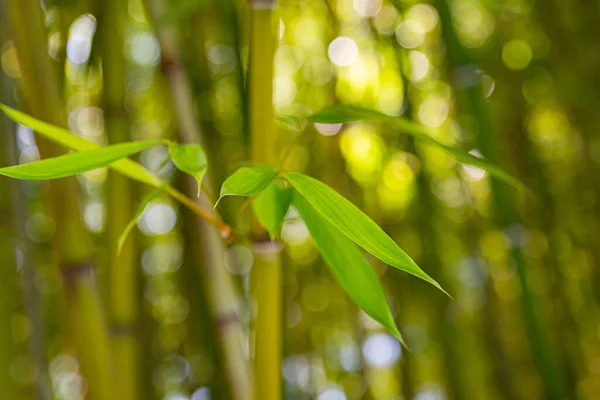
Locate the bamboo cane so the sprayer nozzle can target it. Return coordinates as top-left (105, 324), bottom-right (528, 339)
top-left (97, 0), bottom-right (141, 398)
top-left (248, 3), bottom-right (283, 399)
top-left (0, 77), bottom-right (19, 400)
top-left (143, 1), bottom-right (251, 397)
top-left (434, 1), bottom-right (567, 398)
top-left (4, 2), bottom-right (116, 399)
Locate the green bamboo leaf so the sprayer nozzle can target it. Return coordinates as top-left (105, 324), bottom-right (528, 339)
top-left (216, 165), bottom-right (278, 206)
top-left (0, 103), bottom-right (97, 152)
top-left (308, 104), bottom-right (526, 191)
top-left (252, 182), bottom-right (292, 239)
top-left (169, 143), bottom-right (208, 197)
top-left (0, 141), bottom-right (162, 180)
top-left (0, 103), bottom-right (161, 187)
top-left (284, 172), bottom-right (448, 296)
top-left (117, 184), bottom-right (167, 254)
top-left (294, 192), bottom-right (405, 344)
top-left (275, 113), bottom-right (303, 132)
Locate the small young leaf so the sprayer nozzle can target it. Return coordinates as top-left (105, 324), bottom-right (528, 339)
top-left (308, 104), bottom-right (526, 191)
top-left (294, 192), bottom-right (405, 345)
top-left (169, 143), bottom-right (208, 196)
top-left (0, 141), bottom-right (162, 180)
top-left (217, 165), bottom-right (278, 206)
top-left (275, 113), bottom-right (303, 132)
top-left (117, 184), bottom-right (167, 254)
top-left (284, 172), bottom-right (448, 296)
top-left (252, 182), bottom-right (292, 239)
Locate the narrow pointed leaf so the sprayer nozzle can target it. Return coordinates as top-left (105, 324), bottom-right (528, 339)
top-left (217, 165), bottom-right (278, 205)
top-left (0, 104), bottom-right (161, 187)
top-left (294, 192), bottom-right (405, 345)
top-left (169, 143), bottom-right (208, 196)
top-left (117, 184), bottom-right (167, 254)
top-left (0, 141), bottom-right (162, 180)
top-left (0, 103), bottom-right (97, 151)
top-left (308, 104), bottom-right (526, 191)
top-left (284, 172), bottom-right (448, 295)
top-left (252, 183), bottom-right (292, 239)
top-left (275, 113), bottom-right (303, 132)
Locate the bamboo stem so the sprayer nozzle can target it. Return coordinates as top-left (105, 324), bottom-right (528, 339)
top-left (5, 2), bottom-right (116, 399)
top-left (98, 0), bottom-right (141, 398)
top-left (0, 77), bottom-right (19, 400)
top-left (248, 3), bottom-right (283, 400)
top-left (143, 0), bottom-right (251, 397)
top-left (435, 1), bottom-right (566, 398)
top-left (251, 242), bottom-right (282, 400)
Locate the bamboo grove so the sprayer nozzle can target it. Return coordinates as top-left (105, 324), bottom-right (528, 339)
top-left (1, 0), bottom-right (600, 399)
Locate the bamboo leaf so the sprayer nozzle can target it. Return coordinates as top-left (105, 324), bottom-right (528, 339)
top-left (0, 141), bottom-right (162, 180)
top-left (216, 165), bottom-right (278, 206)
top-left (294, 192), bottom-right (405, 345)
top-left (0, 103), bottom-right (97, 152)
top-left (308, 104), bottom-right (526, 191)
top-left (275, 113), bottom-right (303, 132)
top-left (284, 172), bottom-right (448, 296)
top-left (117, 184), bottom-right (167, 254)
top-left (0, 103), bottom-right (161, 187)
top-left (252, 182), bottom-right (292, 239)
top-left (169, 143), bottom-right (208, 197)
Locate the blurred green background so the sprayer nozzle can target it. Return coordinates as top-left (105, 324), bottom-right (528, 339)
top-left (1, 0), bottom-right (600, 399)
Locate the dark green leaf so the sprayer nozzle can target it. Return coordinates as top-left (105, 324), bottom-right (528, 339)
top-left (284, 172), bottom-right (448, 296)
top-left (169, 143), bottom-right (208, 197)
top-left (216, 165), bottom-right (278, 206)
top-left (252, 183), bottom-right (292, 239)
top-left (294, 192), bottom-right (405, 344)
top-left (117, 184), bottom-right (167, 254)
top-left (308, 104), bottom-right (526, 191)
top-left (0, 141), bottom-right (162, 180)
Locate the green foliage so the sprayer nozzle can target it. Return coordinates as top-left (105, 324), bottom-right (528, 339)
top-left (284, 172), bottom-right (447, 295)
top-left (0, 104), bottom-right (97, 152)
top-left (309, 104), bottom-right (527, 191)
top-left (293, 192), bottom-right (404, 344)
top-left (251, 182), bottom-right (292, 239)
top-left (117, 184), bottom-right (167, 254)
top-left (0, 141), bottom-right (162, 180)
top-left (169, 143), bottom-right (208, 196)
top-left (216, 165), bottom-right (278, 205)
top-left (0, 104), bottom-right (161, 187)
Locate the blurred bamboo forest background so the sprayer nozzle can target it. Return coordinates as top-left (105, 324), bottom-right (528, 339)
top-left (1, 0), bottom-right (600, 399)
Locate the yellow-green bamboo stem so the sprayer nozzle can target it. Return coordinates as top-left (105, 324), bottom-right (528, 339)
top-left (0, 92), bottom-right (18, 400)
top-left (143, 1), bottom-right (251, 397)
top-left (248, 4), bottom-right (282, 400)
top-left (250, 242), bottom-right (282, 400)
top-left (5, 2), bottom-right (116, 400)
top-left (98, 1), bottom-right (141, 398)
top-left (63, 265), bottom-right (115, 400)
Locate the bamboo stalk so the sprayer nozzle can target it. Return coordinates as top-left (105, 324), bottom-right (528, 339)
top-left (97, 0), bottom-right (141, 398)
top-left (4, 2), bottom-right (116, 399)
top-left (248, 4), bottom-right (283, 399)
top-left (143, 1), bottom-right (251, 397)
top-left (434, 1), bottom-right (567, 398)
top-left (0, 78), bottom-right (19, 400)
